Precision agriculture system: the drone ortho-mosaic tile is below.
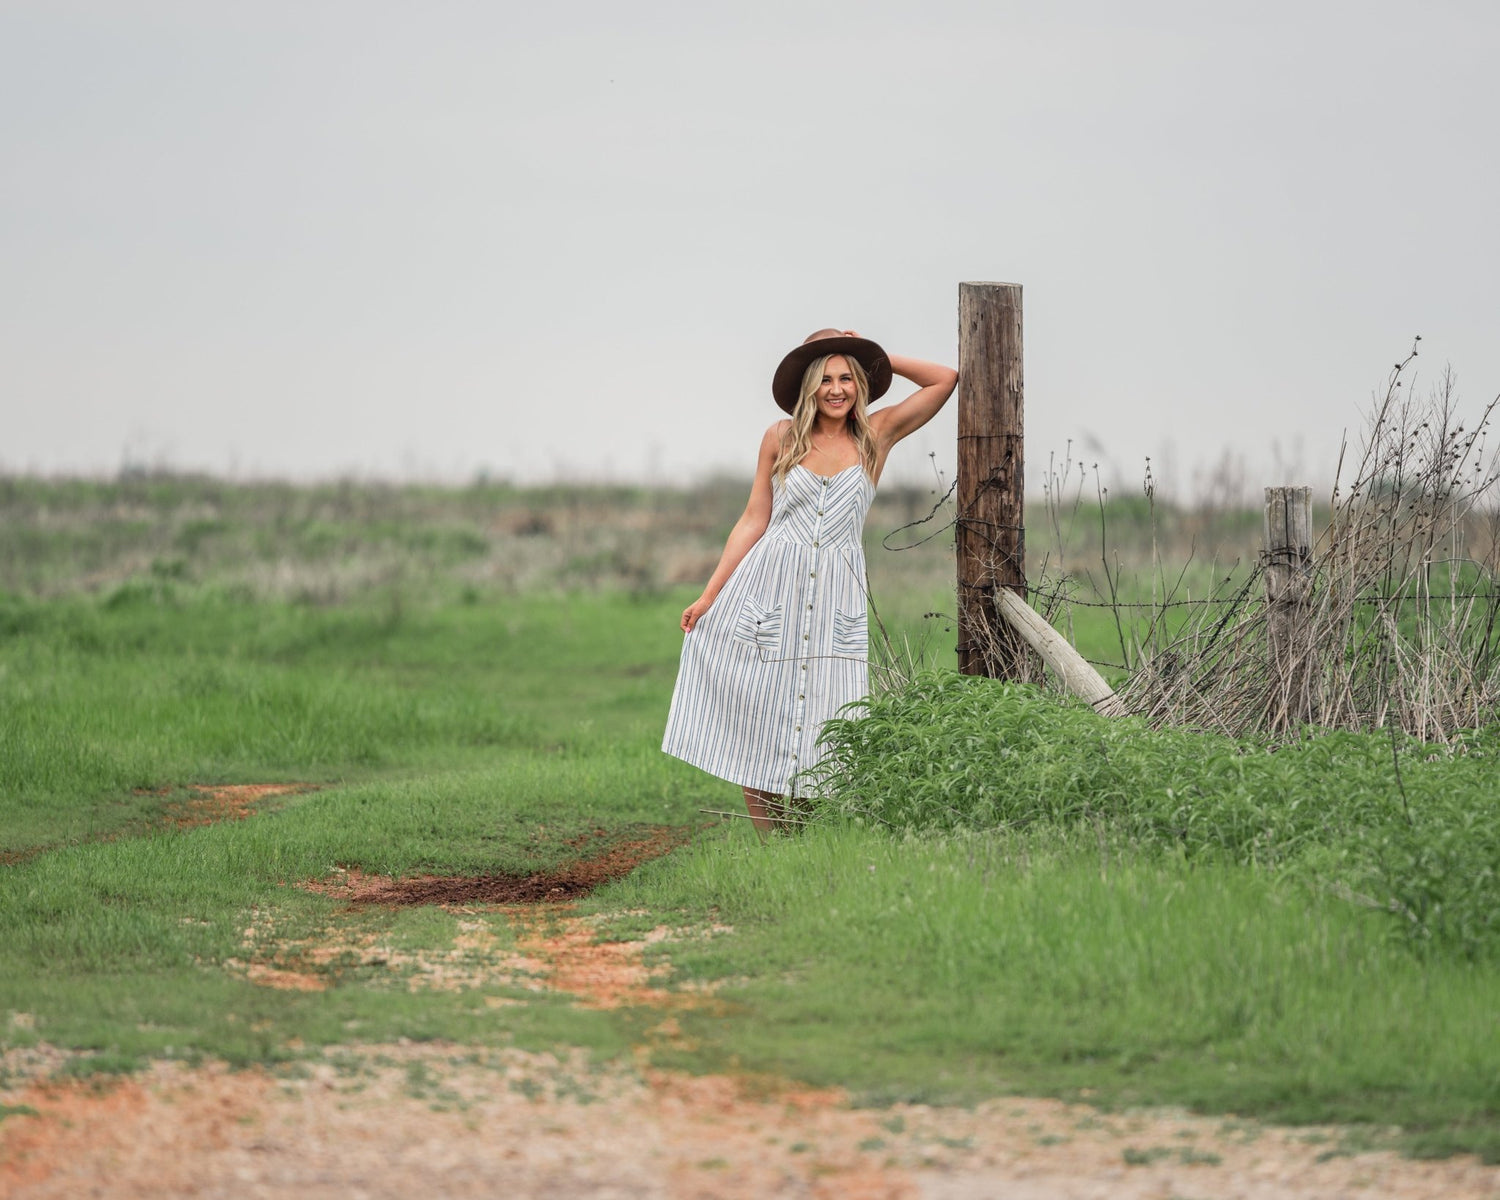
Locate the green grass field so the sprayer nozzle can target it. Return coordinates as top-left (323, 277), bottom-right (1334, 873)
top-left (2, 478), bottom-right (1498, 1162)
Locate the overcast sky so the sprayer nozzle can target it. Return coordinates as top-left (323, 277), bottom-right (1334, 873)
top-left (2, 0), bottom-right (1496, 498)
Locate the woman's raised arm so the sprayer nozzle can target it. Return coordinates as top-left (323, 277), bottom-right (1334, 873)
top-left (870, 354), bottom-right (959, 450)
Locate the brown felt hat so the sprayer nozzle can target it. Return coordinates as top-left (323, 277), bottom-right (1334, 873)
top-left (771, 330), bottom-right (892, 414)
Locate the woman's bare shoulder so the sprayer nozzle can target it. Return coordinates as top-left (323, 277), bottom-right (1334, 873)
top-left (761, 419), bottom-right (791, 450)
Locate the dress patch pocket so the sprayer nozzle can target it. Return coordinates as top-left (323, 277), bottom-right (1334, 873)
top-left (832, 607), bottom-right (868, 658)
top-left (732, 598), bottom-right (785, 654)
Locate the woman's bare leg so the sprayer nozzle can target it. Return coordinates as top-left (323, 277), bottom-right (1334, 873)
top-left (742, 787), bottom-right (788, 837)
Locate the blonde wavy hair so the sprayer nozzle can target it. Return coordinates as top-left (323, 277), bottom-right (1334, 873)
top-left (771, 353), bottom-right (880, 484)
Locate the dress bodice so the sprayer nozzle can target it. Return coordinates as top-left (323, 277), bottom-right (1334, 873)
top-left (765, 464), bottom-right (874, 551)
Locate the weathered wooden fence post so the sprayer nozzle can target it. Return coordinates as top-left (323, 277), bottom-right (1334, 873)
top-left (957, 282), bottom-right (1026, 678)
top-left (1263, 485), bottom-right (1314, 728)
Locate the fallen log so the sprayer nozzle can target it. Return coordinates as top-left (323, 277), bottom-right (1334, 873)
top-left (992, 587), bottom-right (1128, 718)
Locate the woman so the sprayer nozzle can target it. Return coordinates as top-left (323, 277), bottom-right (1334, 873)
top-left (662, 328), bottom-right (958, 834)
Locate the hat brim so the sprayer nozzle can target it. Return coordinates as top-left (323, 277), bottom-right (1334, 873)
top-left (771, 336), bottom-right (893, 414)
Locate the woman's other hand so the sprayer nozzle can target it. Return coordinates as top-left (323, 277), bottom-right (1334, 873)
top-left (681, 597), bottom-right (713, 632)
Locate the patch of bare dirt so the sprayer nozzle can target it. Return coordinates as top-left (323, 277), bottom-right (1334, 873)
top-left (226, 827), bottom-right (712, 1003)
top-left (512, 909), bottom-right (731, 1013)
top-left (226, 905), bottom-right (545, 996)
top-left (301, 824), bottom-right (696, 906)
top-left (517, 912), bottom-right (677, 1011)
top-left (161, 783), bottom-right (316, 829)
top-left (226, 895), bottom-right (727, 1017)
top-left (1, 782), bottom-right (317, 868)
top-left (4, 1042), bottom-right (1499, 1199)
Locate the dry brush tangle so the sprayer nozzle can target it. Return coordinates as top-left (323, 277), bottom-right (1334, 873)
top-left (1119, 346), bottom-right (1500, 741)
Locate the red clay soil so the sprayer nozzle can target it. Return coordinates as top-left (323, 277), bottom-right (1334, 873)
top-left (301, 824), bottom-right (698, 907)
top-left (508, 909), bottom-right (720, 1011)
top-left (161, 783), bottom-right (315, 829)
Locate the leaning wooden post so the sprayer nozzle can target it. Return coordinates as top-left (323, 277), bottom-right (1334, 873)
top-left (1263, 485), bottom-right (1314, 729)
top-left (957, 282), bottom-right (1026, 678)
top-left (993, 588), bottom-right (1127, 716)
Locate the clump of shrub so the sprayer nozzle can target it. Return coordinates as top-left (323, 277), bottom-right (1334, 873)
top-left (807, 672), bottom-right (1500, 956)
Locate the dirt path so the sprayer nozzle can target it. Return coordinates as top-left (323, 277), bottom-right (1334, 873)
top-left (4, 829), bottom-right (1499, 1197)
top-left (5, 907), bottom-right (1499, 1198)
top-left (5, 1035), bottom-right (1499, 1198)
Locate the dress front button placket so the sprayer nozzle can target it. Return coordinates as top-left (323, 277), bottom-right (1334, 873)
top-left (794, 471), bottom-right (831, 776)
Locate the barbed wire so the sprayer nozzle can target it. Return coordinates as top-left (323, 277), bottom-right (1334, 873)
top-left (880, 479), bottom-right (959, 551)
top-left (1027, 586), bottom-right (1500, 613)
top-left (1028, 589), bottom-right (1245, 611)
top-left (876, 463), bottom-right (1500, 641)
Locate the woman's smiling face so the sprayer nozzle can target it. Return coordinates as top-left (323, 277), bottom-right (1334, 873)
top-left (814, 356), bottom-right (857, 420)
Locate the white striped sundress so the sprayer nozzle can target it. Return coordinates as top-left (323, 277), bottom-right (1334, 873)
top-left (662, 463), bottom-right (873, 795)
